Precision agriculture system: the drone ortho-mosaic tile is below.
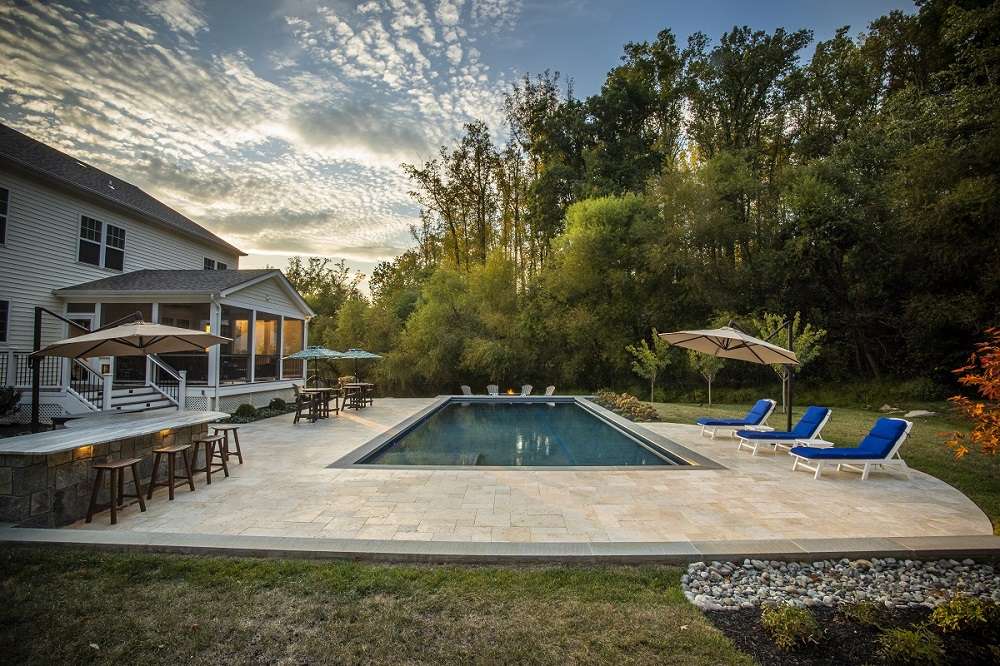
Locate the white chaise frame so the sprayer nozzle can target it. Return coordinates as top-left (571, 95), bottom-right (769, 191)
top-left (736, 409), bottom-right (832, 456)
top-left (699, 399), bottom-right (776, 439)
top-left (790, 418), bottom-right (914, 480)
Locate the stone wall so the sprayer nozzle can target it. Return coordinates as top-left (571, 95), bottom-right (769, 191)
top-left (0, 422), bottom-right (208, 527)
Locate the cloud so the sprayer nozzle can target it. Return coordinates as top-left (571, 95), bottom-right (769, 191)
top-left (0, 0), bottom-right (517, 269)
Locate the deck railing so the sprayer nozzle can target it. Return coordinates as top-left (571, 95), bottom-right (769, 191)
top-left (14, 352), bottom-right (62, 388)
top-left (68, 359), bottom-right (104, 410)
top-left (149, 355), bottom-right (186, 409)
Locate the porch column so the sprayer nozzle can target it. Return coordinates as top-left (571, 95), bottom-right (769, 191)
top-left (302, 318), bottom-right (309, 379)
top-left (278, 315), bottom-right (284, 381)
top-left (147, 302), bottom-right (159, 386)
top-left (248, 309), bottom-right (256, 383)
top-left (207, 301), bottom-right (220, 387)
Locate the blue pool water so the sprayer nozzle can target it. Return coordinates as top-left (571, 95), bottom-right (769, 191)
top-left (360, 402), bottom-right (681, 466)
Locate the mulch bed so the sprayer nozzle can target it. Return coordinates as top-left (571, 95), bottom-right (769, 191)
top-left (706, 606), bottom-right (998, 665)
top-left (0, 423), bottom-right (33, 439)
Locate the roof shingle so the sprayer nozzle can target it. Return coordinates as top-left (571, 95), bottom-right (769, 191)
top-left (0, 123), bottom-right (244, 256)
top-left (55, 269), bottom-right (277, 293)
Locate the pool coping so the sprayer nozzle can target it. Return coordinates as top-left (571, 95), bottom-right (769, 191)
top-left (2, 526), bottom-right (998, 564)
top-left (328, 395), bottom-right (724, 471)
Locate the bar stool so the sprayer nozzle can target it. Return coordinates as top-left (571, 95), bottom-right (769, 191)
top-left (211, 424), bottom-right (244, 464)
top-left (86, 458), bottom-right (147, 525)
top-left (191, 434), bottom-right (228, 484)
top-left (147, 444), bottom-right (196, 500)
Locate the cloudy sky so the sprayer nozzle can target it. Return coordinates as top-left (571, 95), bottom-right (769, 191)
top-left (0, 0), bottom-right (909, 280)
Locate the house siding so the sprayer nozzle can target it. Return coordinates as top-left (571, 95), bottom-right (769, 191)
top-left (222, 278), bottom-right (304, 319)
top-left (0, 169), bottom-right (240, 350)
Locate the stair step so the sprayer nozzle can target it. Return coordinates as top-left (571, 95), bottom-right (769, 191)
top-left (111, 400), bottom-right (175, 413)
top-left (113, 391), bottom-right (172, 406)
top-left (111, 387), bottom-right (160, 398)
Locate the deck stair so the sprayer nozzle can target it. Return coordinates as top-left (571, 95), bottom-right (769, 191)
top-left (109, 386), bottom-right (177, 414)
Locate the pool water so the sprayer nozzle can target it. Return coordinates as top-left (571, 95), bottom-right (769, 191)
top-left (360, 402), bottom-right (680, 466)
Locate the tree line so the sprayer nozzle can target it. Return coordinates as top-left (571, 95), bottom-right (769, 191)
top-left (287, 0), bottom-right (1000, 399)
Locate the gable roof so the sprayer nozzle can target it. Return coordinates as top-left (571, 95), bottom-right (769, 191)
top-left (0, 123), bottom-right (244, 257)
top-left (54, 269), bottom-right (315, 317)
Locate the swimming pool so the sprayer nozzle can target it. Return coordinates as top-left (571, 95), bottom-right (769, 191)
top-left (332, 397), bottom-right (719, 469)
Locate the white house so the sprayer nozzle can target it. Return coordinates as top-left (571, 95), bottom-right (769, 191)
top-left (0, 123), bottom-right (314, 421)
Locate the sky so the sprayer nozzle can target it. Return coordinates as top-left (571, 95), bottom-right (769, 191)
top-left (0, 0), bottom-right (913, 283)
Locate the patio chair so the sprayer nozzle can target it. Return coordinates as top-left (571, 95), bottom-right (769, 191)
top-left (696, 399), bottom-right (776, 439)
top-left (487, 384), bottom-right (499, 396)
top-left (544, 385), bottom-right (556, 396)
top-left (292, 385), bottom-right (316, 424)
top-left (520, 384), bottom-right (533, 396)
top-left (460, 385), bottom-right (473, 396)
top-left (789, 417), bottom-right (913, 480)
top-left (735, 406), bottom-right (832, 456)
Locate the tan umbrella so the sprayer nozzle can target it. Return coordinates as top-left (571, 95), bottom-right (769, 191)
top-left (658, 326), bottom-right (799, 366)
top-left (31, 320), bottom-right (230, 359)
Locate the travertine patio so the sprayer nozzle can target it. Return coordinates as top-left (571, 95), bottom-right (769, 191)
top-left (69, 398), bottom-right (993, 543)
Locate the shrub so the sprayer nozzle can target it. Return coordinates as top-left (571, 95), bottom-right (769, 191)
top-left (0, 387), bottom-right (21, 417)
top-left (593, 391), bottom-right (659, 422)
top-left (840, 600), bottom-right (884, 628)
top-left (878, 628), bottom-right (944, 665)
top-left (929, 595), bottom-right (995, 635)
top-left (760, 604), bottom-right (820, 651)
top-left (268, 397), bottom-right (288, 411)
top-left (233, 403), bottom-right (257, 419)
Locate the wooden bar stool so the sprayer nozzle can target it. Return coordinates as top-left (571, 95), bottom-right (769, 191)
top-left (86, 458), bottom-right (147, 525)
top-left (191, 434), bottom-right (228, 484)
top-left (211, 424), bottom-right (244, 464)
top-left (147, 444), bottom-right (196, 500)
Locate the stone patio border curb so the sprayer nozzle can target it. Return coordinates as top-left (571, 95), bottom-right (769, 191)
top-left (2, 527), bottom-right (998, 564)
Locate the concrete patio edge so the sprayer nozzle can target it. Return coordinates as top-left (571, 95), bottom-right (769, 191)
top-left (2, 527), bottom-right (998, 564)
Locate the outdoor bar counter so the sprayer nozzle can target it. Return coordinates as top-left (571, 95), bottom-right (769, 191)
top-left (0, 410), bottom-right (228, 527)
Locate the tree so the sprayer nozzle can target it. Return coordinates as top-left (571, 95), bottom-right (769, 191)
top-left (687, 350), bottom-right (725, 407)
top-left (626, 328), bottom-right (672, 401)
top-left (284, 257), bottom-right (362, 342)
top-left (946, 328), bottom-right (1000, 459)
top-left (751, 312), bottom-right (827, 413)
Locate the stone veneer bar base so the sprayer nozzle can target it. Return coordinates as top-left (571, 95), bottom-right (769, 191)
top-left (1, 528), bottom-right (998, 564)
top-left (0, 423), bottom-right (208, 527)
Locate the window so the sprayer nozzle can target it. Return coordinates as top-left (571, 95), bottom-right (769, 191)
top-left (0, 300), bottom-right (8, 342)
top-left (78, 216), bottom-right (125, 270)
top-left (217, 261), bottom-right (227, 270)
top-left (204, 258), bottom-right (215, 270)
top-left (0, 186), bottom-right (8, 244)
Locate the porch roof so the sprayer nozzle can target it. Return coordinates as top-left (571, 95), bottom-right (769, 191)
top-left (53, 269), bottom-right (315, 318)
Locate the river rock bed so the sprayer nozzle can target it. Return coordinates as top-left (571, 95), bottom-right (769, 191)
top-left (682, 557), bottom-right (1000, 611)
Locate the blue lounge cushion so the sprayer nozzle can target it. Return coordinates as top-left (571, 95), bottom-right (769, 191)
top-left (736, 406), bottom-right (830, 440)
top-left (791, 418), bottom-right (908, 460)
top-left (697, 399), bottom-right (773, 427)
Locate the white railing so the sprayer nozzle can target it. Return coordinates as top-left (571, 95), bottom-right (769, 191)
top-left (66, 359), bottom-right (104, 411)
top-left (148, 354), bottom-right (186, 411)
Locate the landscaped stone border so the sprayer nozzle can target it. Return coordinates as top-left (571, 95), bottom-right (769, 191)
top-left (682, 558), bottom-right (1000, 611)
top-left (0, 423), bottom-right (208, 527)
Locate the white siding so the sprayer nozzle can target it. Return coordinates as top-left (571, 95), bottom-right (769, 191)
top-left (0, 169), bottom-right (240, 350)
top-left (222, 277), bottom-right (304, 318)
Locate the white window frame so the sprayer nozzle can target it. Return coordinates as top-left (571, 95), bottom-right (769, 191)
top-left (77, 215), bottom-right (126, 271)
top-left (0, 186), bottom-right (8, 246)
top-left (204, 258), bottom-right (216, 270)
top-left (217, 261), bottom-right (228, 270)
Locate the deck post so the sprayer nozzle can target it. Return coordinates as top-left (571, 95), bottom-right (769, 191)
top-left (102, 371), bottom-right (114, 411)
top-left (178, 370), bottom-right (187, 411)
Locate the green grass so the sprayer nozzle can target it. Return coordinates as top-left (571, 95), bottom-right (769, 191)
top-left (0, 547), bottom-right (751, 665)
top-left (650, 401), bottom-right (1000, 534)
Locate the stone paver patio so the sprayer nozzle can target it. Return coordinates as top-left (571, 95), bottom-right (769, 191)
top-left (68, 398), bottom-right (993, 543)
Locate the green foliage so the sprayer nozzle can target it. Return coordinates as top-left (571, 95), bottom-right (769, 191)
top-left (929, 595), bottom-right (996, 635)
top-left (268, 398), bottom-right (288, 412)
top-left (0, 387), bottom-right (21, 417)
top-left (877, 627), bottom-right (944, 666)
top-left (840, 601), bottom-right (884, 628)
top-left (233, 404), bottom-right (257, 419)
top-left (759, 604), bottom-right (820, 651)
top-left (686, 350), bottom-right (726, 406)
top-left (593, 391), bottom-right (660, 422)
top-left (626, 328), bottom-right (672, 401)
top-left (750, 312), bottom-right (826, 375)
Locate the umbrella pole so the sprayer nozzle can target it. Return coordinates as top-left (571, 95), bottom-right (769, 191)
top-left (786, 320), bottom-right (794, 432)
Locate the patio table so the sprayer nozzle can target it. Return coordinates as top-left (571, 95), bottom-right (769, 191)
top-left (341, 383), bottom-right (373, 410)
top-left (301, 387), bottom-right (339, 419)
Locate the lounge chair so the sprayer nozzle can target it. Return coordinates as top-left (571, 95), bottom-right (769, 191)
top-left (460, 385), bottom-right (473, 396)
top-left (487, 384), bottom-right (499, 396)
top-left (520, 384), bottom-right (533, 396)
top-left (696, 399), bottom-right (776, 439)
top-left (544, 385), bottom-right (556, 396)
top-left (789, 417), bottom-right (913, 480)
top-left (735, 406), bottom-right (832, 456)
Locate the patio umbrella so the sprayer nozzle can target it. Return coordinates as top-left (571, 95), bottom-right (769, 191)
top-left (283, 345), bottom-right (343, 387)
top-left (337, 348), bottom-right (382, 381)
top-left (658, 325), bottom-right (799, 430)
top-left (31, 320), bottom-right (230, 359)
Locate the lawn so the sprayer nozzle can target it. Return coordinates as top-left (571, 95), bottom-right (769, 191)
top-left (0, 547), bottom-right (751, 665)
top-left (650, 401), bottom-right (1000, 534)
